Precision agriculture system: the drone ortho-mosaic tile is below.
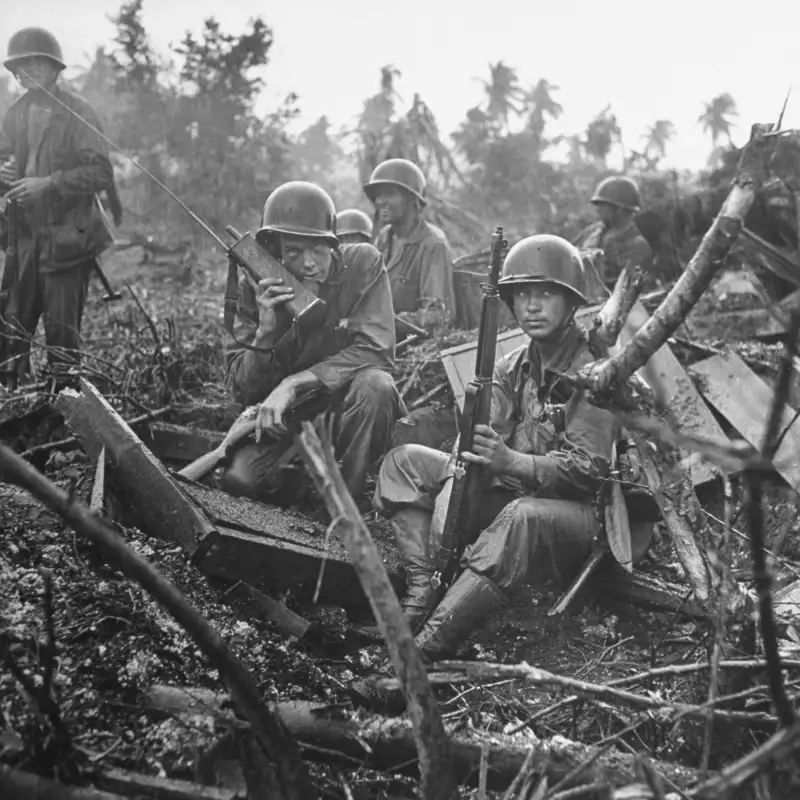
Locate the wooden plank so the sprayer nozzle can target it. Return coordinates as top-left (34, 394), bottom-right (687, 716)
top-left (56, 379), bottom-right (213, 554)
top-left (440, 300), bottom-right (722, 485)
top-left (690, 351), bottom-right (800, 491)
top-left (179, 481), bottom-right (404, 607)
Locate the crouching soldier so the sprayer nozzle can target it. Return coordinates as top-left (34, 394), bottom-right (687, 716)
top-left (372, 235), bottom-right (616, 657)
top-left (222, 181), bottom-right (405, 500)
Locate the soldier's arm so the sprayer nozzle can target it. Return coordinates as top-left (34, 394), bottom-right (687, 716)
top-left (225, 277), bottom-right (283, 407)
top-left (49, 101), bottom-right (113, 198)
top-left (0, 105), bottom-right (18, 169)
top-left (305, 246), bottom-right (395, 392)
top-left (418, 238), bottom-right (457, 325)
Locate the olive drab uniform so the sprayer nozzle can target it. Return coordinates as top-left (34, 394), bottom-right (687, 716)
top-left (223, 182), bottom-right (405, 500)
top-left (0, 27), bottom-right (113, 386)
top-left (373, 235), bottom-right (616, 657)
top-left (364, 159), bottom-right (457, 327)
top-left (574, 176), bottom-right (655, 304)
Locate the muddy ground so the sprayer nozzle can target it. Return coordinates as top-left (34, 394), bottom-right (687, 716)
top-left (2, 246), bottom-right (800, 798)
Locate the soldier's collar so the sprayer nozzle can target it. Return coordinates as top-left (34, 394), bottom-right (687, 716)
top-left (521, 321), bottom-right (585, 381)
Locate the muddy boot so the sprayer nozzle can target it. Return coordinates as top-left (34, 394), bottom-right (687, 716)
top-left (352, 509), bottom-right (435, 640)
top-left (414, 569), bottom-right (504, 661)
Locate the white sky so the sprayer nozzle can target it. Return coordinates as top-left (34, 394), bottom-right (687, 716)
top-left (4, 0), bottom-right (798, 170)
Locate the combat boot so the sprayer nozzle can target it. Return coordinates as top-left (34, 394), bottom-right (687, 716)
top-left (414, 569), bottom-right (505, 660)
top-left (352, 508), bottom-right (435, 640)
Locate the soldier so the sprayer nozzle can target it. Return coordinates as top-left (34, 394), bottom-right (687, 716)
top-left (364, 158), bottom-right (457, 331)
top-left (575, 176), bottom-right (655, 303)
top-left (335, 208), bottom-right (373, 245)
top-left (0, 27), bottom-right (114, 389)
top-left (221, 181), bottom-right (405, 500)
top-left (371, 235), bottom-right (616, 657)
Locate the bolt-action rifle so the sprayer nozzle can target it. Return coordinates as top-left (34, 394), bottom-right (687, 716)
top-left (419, 226), bottom-right (507, 629)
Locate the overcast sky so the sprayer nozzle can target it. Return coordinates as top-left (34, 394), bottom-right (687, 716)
top-left (5, 0), bottom-right (798, 170)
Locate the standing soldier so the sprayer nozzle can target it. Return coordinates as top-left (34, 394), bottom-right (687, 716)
top-left (364, 158), bottom-right (457, 331)
top-left (219, 181), bottom-right (404, 501)
top-left (0, 27), bottom-right (114, 389)
top-left (335, 208), bottom-right (373, 245)
top-left (574, 176), bottom-right (655, 303)
top-left (370, 235), bottom-right (615, 656)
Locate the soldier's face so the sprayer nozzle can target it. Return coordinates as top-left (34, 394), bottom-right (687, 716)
top-left (595, 203), bottom-right (618, 226)
top-left (373, 186), bottom-right (413, 225)
top-left (512, 283), bottom-right (575, 341)
top-left (11, 57), bottom-right (60, 91)
top-left (280, 234), bottom-right (333, 283)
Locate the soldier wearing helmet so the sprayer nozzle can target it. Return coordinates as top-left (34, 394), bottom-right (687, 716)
top-left (364, 158), bottom-right (457, 331)
top-left (575, 175), bottom-right (655, 302)
top-left (335, 208), bottom-right (373, 245)
top-left (220, 181), bottom-right (404, 501)
top-left (368, 235), bottom-right (616, 656)
top-left (0, 27), bottom-right (114, 389)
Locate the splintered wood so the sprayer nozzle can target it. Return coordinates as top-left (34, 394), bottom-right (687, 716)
top-left (690, 350), bottom-right (800, 492)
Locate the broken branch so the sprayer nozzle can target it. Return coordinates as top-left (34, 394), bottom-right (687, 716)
top-left (296, 422), bottom-right (458, 800)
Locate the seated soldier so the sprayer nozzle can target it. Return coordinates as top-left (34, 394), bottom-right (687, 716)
top-left (372, 234), bottom-right (616, 658)
top-left (364, 158), bottom-right (457, 331)
top-left (221, 181), bottom-right (405, 501)
top-left (336, 208), bottom-right (374, 245)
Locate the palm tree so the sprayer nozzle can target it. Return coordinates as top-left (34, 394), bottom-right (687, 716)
top-left (477, 61), bottom-right (524, 131)
top-left (698, 93), bottom-right (738, 148)
top-left (643, 119), bottom-right (676, 161)
top-left (585, 105), bottom-right (621, 165)
top-left (524, 78), bottom-right (563, 133)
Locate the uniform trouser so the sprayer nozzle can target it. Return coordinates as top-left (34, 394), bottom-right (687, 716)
top-left (0, 237), bottom-right (93, 380)
top-left (221, 368), bottom-right (405, 500)
top-left (374, 444), bottom-right (600, 596)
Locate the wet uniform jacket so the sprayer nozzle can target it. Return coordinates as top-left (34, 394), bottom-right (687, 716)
top-left (0, 85), bottom-right (113, 272)
top-left (489, 321), bottom-right (615, 502)
top-left (575, 219), bottom-right (654, 301)
top-left (375, 218), bottom-right (457, 324)
top-left (226, 242), bottom-right (396, 407)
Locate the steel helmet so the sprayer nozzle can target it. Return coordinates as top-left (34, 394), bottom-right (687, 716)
top-left (257, 181), bottom-right (338, 245)
top-left (335, 208), bottom-right (373, 241)
top-left (363, 158), bottom-right (427, 205)
top-left (5, 27), bottom-right (66, 71)
top-left (499, 234), bottom-right (587, 305)
top-left (590, 176), bottom-right (641, 212)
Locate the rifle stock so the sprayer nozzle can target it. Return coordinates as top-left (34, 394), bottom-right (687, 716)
top-left (422, 226), bottom-right (507, 625)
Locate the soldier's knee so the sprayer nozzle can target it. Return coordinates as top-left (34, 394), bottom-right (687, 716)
top-left (378, 443), bottom-right (426, 482)
top-left (348, 368), bottom-right (397, 406)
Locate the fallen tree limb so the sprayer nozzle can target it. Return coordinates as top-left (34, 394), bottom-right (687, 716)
top-left (0, 443), bottom-right (311, 800)
top-left (144, 689), bottom-right (699, 793)
top-left (296, 423), bottom-right (458, 800)
top-left (97, 767), bottom-right (241, 799)
top-left (0, 765), bottom-right (122, 800)
top-left (583, 124), bottom-right (773, 395)
top-left (590, 265), bottom-right (645, 351)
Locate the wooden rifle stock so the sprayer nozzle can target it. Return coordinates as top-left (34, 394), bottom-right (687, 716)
top-left (421, 226), bottom-right (507, 625)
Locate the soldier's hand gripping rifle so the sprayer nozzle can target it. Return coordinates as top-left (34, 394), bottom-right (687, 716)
top-left (420, 226), bottom-right (507, 626)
